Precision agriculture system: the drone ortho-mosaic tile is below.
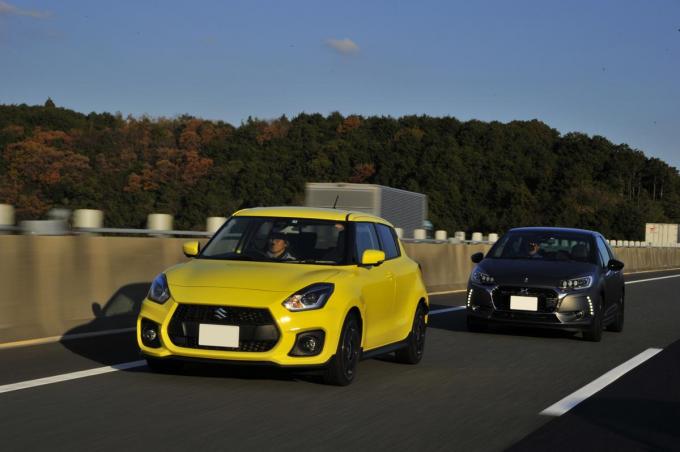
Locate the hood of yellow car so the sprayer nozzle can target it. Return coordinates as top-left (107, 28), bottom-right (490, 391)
top-left (165, 258), bottom-right (341, 293)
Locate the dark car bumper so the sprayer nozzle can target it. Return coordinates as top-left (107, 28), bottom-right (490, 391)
top-left (466, 282), bottom-right (597, 332)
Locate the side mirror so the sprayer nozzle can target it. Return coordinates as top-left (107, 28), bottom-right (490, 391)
top-left (361, 249), bottom-right (386, 266)
top-left (91, 302), bottom-right (104, 318)
top-left (471, 252), bottom-right (484, 264)
top-left (607, 259), bottom-right (624, 271)
top-left (183, 241), bottom-right (201, 258)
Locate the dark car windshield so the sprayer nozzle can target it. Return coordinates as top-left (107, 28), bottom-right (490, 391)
top-left (487, 231), bottom-right (597, 264)
top-left (200, 216), bottom-right (348, 265)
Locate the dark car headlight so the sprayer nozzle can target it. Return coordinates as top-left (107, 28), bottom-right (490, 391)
top-left (282, 283), bottom-right (334, 311)
top-left (471, 270), bottom-right (495, 285)
top-left (560, 276), bottom-right (593, 290)
top-left (148, 273), bottom-right (171, 304)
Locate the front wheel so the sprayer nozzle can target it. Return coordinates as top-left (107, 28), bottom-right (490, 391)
top-left (323, 313), bottom-right (362, 386)
top-left (395, 304), bottom-right (427, 364)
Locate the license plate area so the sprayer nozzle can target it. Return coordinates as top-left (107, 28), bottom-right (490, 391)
top-left (198, 324), bottom-right (240, 348)
top-left (510, 295), bottom-right (538, 311)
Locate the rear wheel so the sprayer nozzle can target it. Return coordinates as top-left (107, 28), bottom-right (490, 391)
top-left (145, 356), bottom-right (183, 373)
top-left (466, 315), bottom-right (487, 333)
top-left (395, 304), bottom-right (427, 364)
top-left (583, 296), bottom-right (603, 342)
top-left (607, 294), bottom-right (625, 333)
top-left (323, 313), bottom-right (362, 386)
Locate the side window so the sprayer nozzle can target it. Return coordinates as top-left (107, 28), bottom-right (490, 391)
top-left (595, 237), bottom-right (610, 268)
top-left (355, 223), bottom-right (380, 261)
top-left (376, 224), bottom-right (400, 259)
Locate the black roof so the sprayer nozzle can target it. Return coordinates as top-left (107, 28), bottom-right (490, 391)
top-left (507, 226), bottom-right (601, 237)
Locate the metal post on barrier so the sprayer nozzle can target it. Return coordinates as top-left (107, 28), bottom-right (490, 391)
top-left (488, 233), bottom-right (498, 243)
top-left (471, 232), bottom-right (483, 242)
top-left (434, 230), bottom-right (447, 241)
top-left (0, 204), bottom-right (15, 233)
top-left (73, 209), bottom-right (104, 231)
top-left (147, 213), bottom-right (173, 236)
top-left (454, 231), bottom-right (466, 241)
top-left (206, 217), bottom-right (227, 234)
top-left (413, 229), bottom-right (426, 240)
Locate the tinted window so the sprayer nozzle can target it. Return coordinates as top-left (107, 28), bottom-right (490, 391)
top-left (376, 224), bottom-right (400, 259)
top-left (489, 231), bottom-right (597, 264)
top-left (355, 223), bottom-right (380, 261)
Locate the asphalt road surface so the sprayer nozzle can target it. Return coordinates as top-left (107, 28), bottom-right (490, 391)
top-left (1, 269), bottom-right (679, 451)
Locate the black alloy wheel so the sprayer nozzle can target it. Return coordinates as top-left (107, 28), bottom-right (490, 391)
top-left (583, 295), bottom-right (603, 342)
top-left (607, 294), bottom-right (625, 333)
top-left (396, 304), bottom-right (427, 364)
top-left (323, 313), bottom-right (361, 386)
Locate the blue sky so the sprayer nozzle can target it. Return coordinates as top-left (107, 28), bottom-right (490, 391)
top-left (1, 0), bottom-right (679, 169)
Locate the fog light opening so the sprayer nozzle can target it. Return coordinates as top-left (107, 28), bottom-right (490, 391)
top-left (143, 327), bottom-right (157, 342)
top-left (141, 319), bottom-right (161, 348)
top-left (289, 330), bottom-right (325, 357)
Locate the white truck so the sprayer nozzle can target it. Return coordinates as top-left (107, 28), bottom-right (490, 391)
top-left (304, 182), bottom-right (428, 239)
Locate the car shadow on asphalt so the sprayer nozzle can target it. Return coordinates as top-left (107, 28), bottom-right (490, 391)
top-left (427, 303), bottom-right (581, 341)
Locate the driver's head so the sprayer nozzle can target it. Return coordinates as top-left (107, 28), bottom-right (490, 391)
top-left (525, 240), bottom-right (540, 255)
top-left (268, 232), bottom-right (289, 255)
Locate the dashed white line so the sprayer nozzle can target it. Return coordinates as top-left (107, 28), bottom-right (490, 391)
top-left (0, 360), bottom-right (147, 395)
top-left (540, 348), bottom-right (662, 416)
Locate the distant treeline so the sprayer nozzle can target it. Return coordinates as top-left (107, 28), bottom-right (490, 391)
top-left (1, 101), bottom-right (679, 239)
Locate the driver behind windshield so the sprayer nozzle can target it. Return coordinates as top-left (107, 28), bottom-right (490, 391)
top-left (266, 232), bottom-right (296, 261)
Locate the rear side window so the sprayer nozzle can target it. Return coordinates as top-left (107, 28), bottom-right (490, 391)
top-left (355, 223), bottom-right (380, 261)
top-left (376, 224), bottom-right (400, 259)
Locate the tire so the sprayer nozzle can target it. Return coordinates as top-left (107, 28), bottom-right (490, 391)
top-left (323, 313), bottom-right (362, 386)
top-left (395, 304), bottom-right (427, 364)
top-left (466, 315), bottom-right (487, 333)
top-left (583, 296), bottom-right (603, 342)
top-left (607, 295), bottom-right (624, 333)
top-left (146, 356), bottom-right (183, 373)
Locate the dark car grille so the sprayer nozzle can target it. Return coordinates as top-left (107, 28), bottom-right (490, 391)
top-left (168, 304), bottom-right (279, 352)
top-left (492, 286), bottom-right (560, 313)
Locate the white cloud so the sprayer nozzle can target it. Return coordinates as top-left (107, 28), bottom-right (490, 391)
top-left (326, 38), bottom-right (359, 55)
top-left (0, 1), bottom-right (51, 19)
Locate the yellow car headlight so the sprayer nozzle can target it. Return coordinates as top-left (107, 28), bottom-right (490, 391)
top-left (282, 283), bottom-right (334, 312)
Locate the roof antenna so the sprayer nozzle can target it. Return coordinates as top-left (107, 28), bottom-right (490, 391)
top-left (333, 195), bottom-right (339, 209)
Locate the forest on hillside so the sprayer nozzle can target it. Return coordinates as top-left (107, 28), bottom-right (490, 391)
top-left (1, 101), bottom-right (679, 240)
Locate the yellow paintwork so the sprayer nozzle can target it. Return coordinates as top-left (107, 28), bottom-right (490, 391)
top-left (137, 206), bottom-right (428, 366)
top-left (361, 249), bottom-right (386, 266)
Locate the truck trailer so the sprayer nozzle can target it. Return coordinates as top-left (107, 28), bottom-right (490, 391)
top-left (304, 182), bottom-right (427, 238)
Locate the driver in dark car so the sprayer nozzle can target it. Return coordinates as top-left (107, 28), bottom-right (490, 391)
top-left (525, 240), bottom-right (543, 258)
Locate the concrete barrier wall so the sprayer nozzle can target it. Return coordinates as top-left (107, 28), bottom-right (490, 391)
top-left (1, 236), bottom-right (679, 344)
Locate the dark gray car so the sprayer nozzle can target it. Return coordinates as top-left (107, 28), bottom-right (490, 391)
top-left (466, 227), bottom-right (625, 341)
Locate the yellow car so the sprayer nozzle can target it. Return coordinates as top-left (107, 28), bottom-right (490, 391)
top-left (137, 206), bottom-right (429, 385)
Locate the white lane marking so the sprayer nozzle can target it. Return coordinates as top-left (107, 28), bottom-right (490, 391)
top-left (0, 360), bottom-right (147, 395)
top-left (429, 306), bottom-right (466, 315)
top-left (0, 327), bottom-right (136, 350)
top-left (625, 274), bottom-right (680, 285)
top-left (540, 348), bottom-right (662, 416)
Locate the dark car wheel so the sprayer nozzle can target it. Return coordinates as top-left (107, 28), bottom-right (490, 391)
top-left (466, 315), bottom-right (488, 333)
top-left (395, 304), bottom-right (427, 364)
top-left (323, 313), bottom-right (361, 386)
top-left (583, 296), bottom-right (603, 342)
top-left (146, 356), bottom-right (183, 373)
top-left (607, 295), bottom-right (624, 333)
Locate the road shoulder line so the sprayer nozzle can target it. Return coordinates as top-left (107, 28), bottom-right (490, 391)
top-left (540, 347), bottom-right (662, 416)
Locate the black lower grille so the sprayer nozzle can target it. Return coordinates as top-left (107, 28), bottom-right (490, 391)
top-left (492, 286), bottom-right (559, 313)
top-left (168, 304), bottom-right (279, 352)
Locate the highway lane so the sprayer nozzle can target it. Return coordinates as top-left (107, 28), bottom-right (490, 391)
top-left (0, 270), bottom-right (679, 451)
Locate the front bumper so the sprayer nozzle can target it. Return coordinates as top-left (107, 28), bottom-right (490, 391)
top-left (466, 282), bottom-right (597, 331)
top-left (137, 297), bottom-right (343, 367)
